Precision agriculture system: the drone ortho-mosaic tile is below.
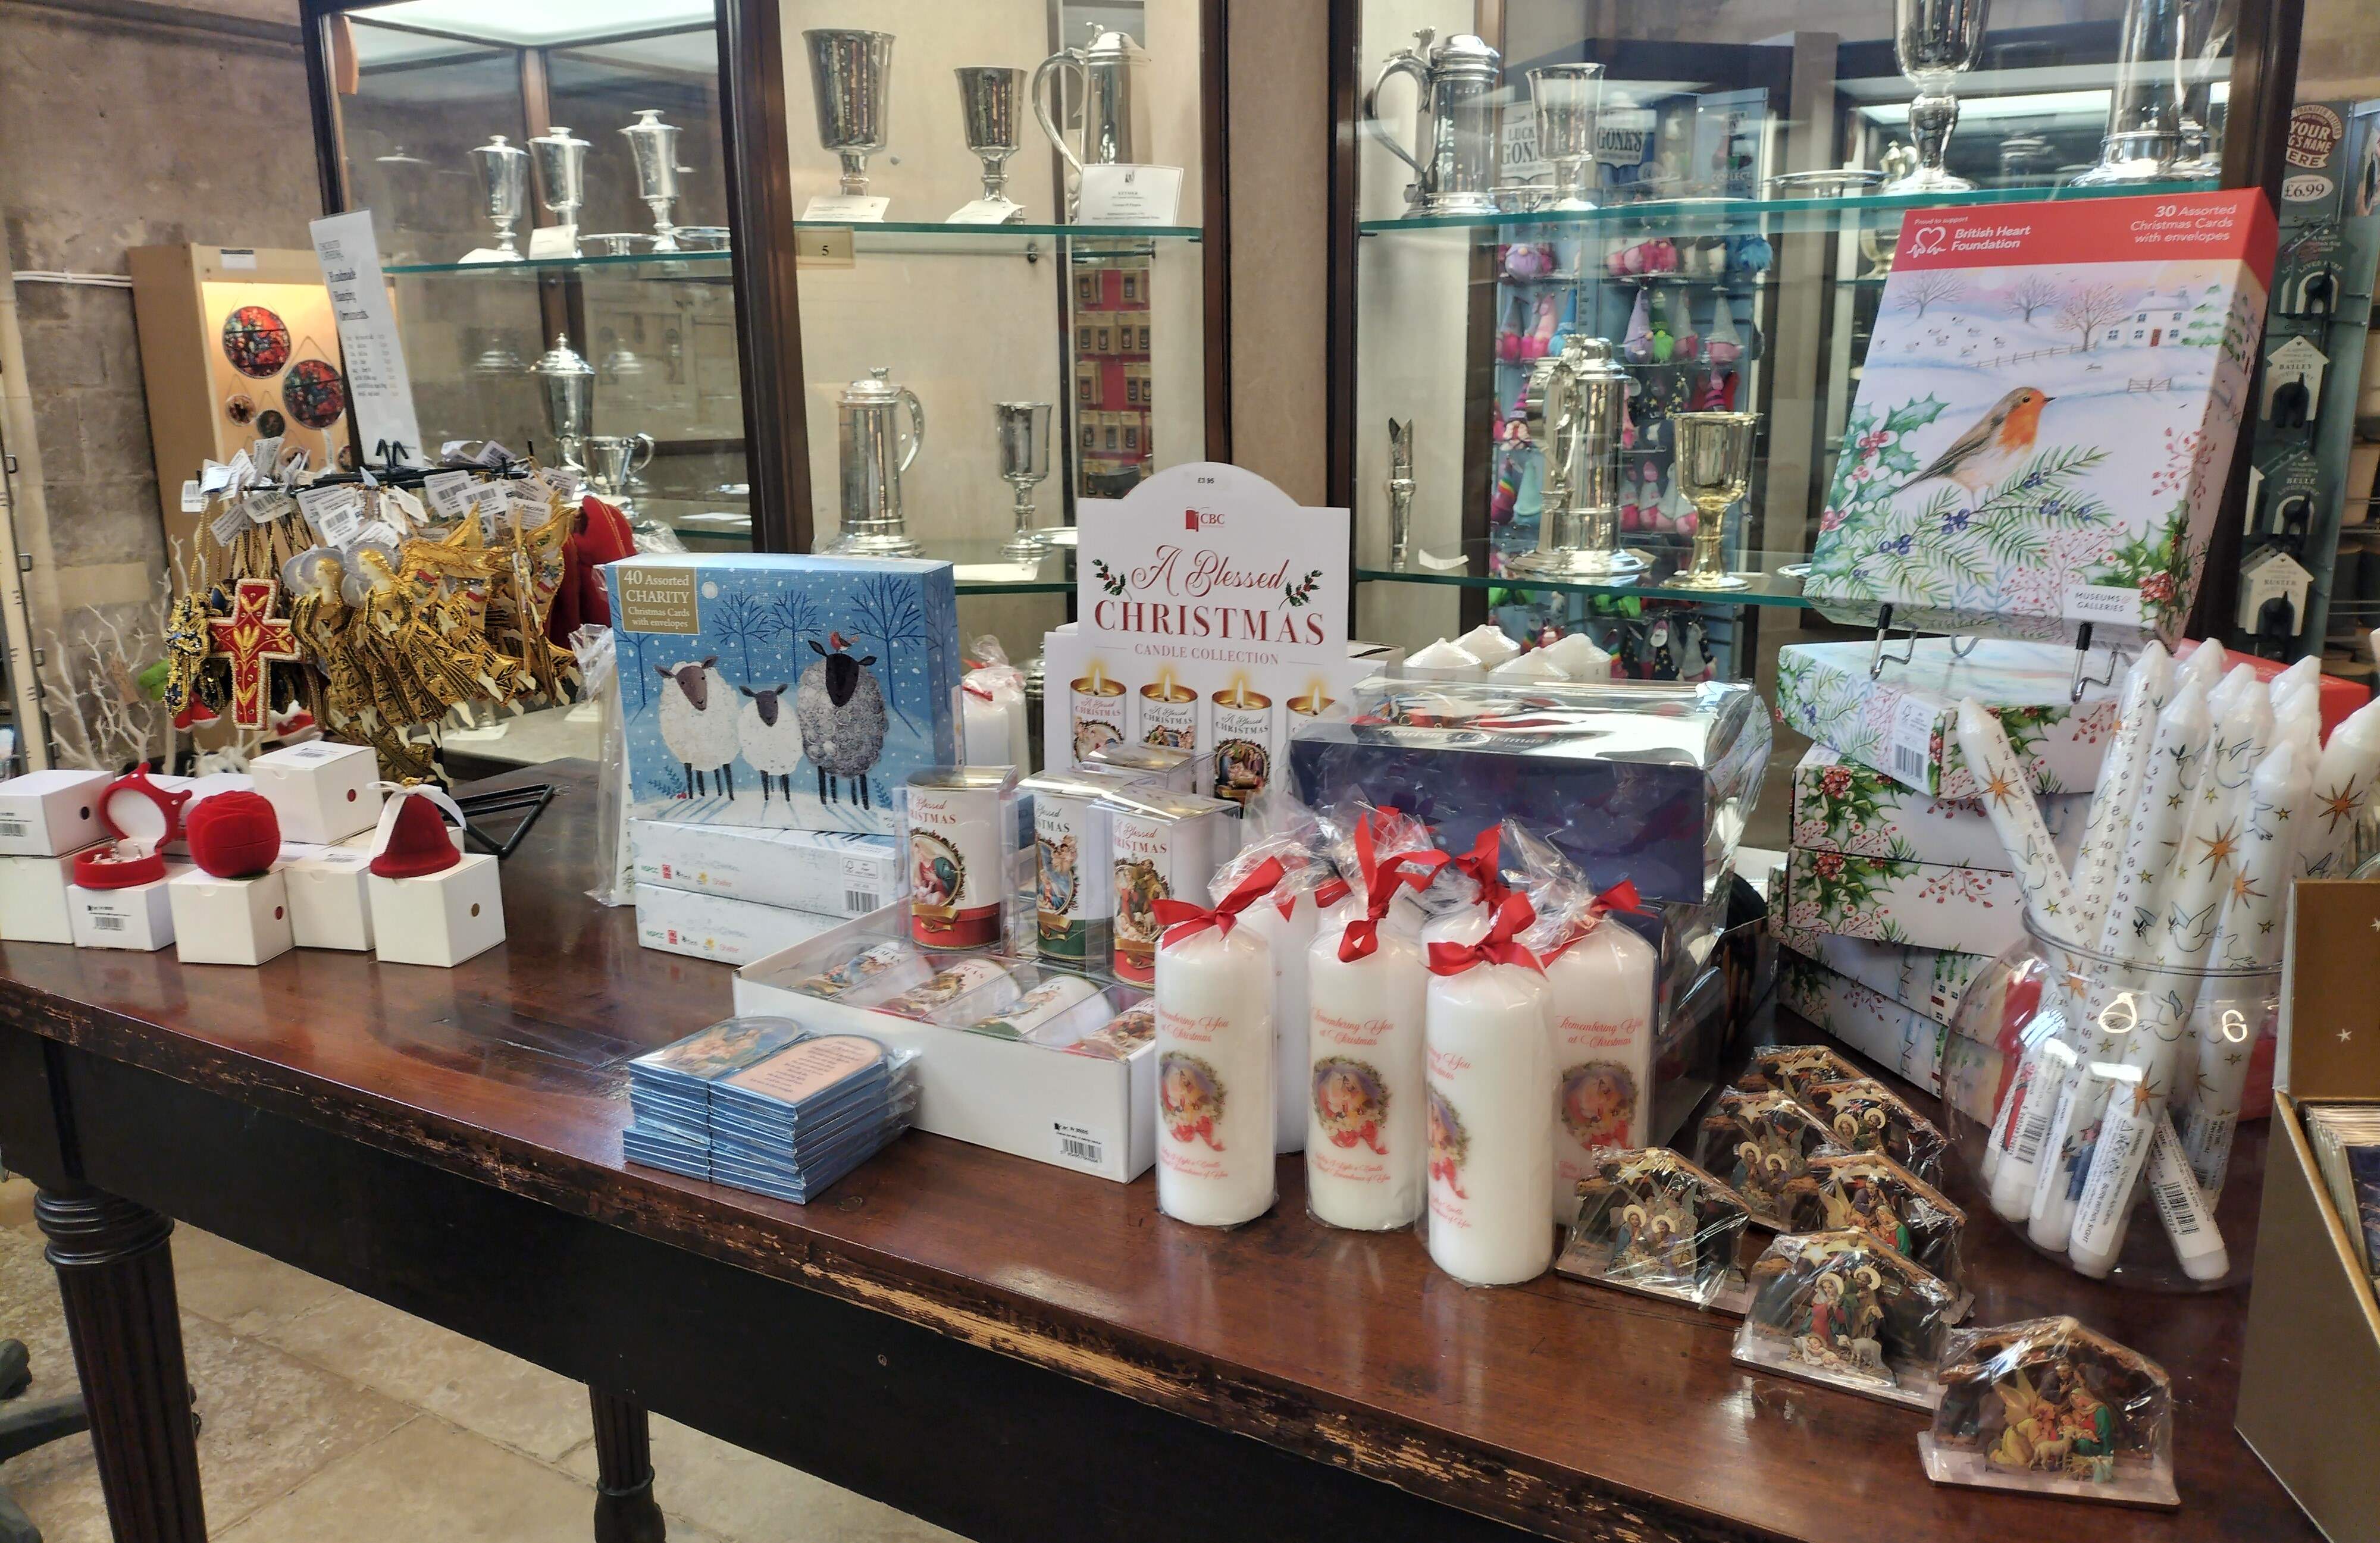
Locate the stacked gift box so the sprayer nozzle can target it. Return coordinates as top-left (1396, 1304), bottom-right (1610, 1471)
top-left (1770, 639), bottom-right (2119, 1102)
top-left (604, 554), bottom-right (967, 964)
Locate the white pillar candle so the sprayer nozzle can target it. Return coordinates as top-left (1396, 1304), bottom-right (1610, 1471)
top-left (1956, 700), bottom-right (2081, 943)
top-left (1455, 624), bottom-right (1523, 669)
top-left (2300, 697), bottom-right (2380, 878)
top-left (1405, 639), bottom-right (1485, 680)
top-left (1539, 918), bottom-right (1658, 1221)
top-left (1238, 887), bottom-right (1320, 1154)
top-left (1537, 632), bottom-right (1614, 680)
top-left (1424, 903), bottom-right (1555, 1285)
top-left (1307, 921), bottom-right (1429, 1230)
top-left (2268, 655), bottom-right (2320, 713)
top-left (2067, 643), bottom-right (2172, 943)
top-left (1155, 921), bottom-right (1277, 1228)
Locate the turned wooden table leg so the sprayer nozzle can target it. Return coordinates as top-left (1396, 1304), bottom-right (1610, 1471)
top-left (34, 1186), bottom-right (205, 1543)
top-left (588, 1387), bottom-right (665, 1543)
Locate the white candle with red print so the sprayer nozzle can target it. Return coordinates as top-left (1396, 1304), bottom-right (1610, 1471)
top-left (1305, 855), bottom-right (1433, 1231)
top-left (1424, 898), bottom-right (1554, 1285)
top-left (1237, 887), bottom-right (1319, 1155)
top-left (1539, 908), bottom-right (1658, 1222)
top-left (1155, 922), bottom-right (1277, 1228)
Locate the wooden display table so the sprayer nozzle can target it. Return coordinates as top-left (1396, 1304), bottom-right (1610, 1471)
top-left (0, 761), bottom-right (2313, 1542)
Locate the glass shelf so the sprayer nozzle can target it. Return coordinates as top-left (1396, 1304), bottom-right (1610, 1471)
top-left (386, 225), bottom-right (1203, 277)
top-left (1357, 542), bottom-right (1815, 608)
top-left (1358, 178), bottom-right (2220, 239)
top-left (386, 249), bottom-right (734, 277)
top-left (795, 220), bottom-right (1203, 252)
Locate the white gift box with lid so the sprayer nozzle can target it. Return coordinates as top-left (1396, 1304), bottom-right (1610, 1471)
top-left (249, 742), bottom-right (383, 844)
top-left (1, 845), bottom-right (100, 943)
top-left (0, 770), bottom-right (110, 856)
top-left (369, 853), bottom-right (506, 967)
top-left (170, 867), bottom-right (295, 966)
top-left (284, 848), bottom-right (377, 952)
top-left (70, 877), bottom-right (178, 951)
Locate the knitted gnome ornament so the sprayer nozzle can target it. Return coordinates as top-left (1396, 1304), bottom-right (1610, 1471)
top-left (186, 791), bottom-right (281, 879)
top-left (368, 784), bottom-right (465, 879)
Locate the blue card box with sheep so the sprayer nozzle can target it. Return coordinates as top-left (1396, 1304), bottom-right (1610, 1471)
top-left (603, 554), bottom-right (961, 838)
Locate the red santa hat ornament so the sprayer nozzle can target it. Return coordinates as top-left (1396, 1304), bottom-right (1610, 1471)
top-left (367, 782), bottom-right (467, 879)
top-left (185, 791), bottom-right (281, 879)
top-left (73, 769), bottom-right (193, 889)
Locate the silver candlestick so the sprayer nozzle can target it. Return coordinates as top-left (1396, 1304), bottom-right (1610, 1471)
top-left (996, 402), bottom-right (1053, 560)
top-left (468, 134), bottom-right (530, 260)
top-left (953, 67), bottom-right (1027, 222)
top-left (1883, 0), bottom-right (1991, 195)
top-left (619, 110), bottom-right (683, 252)
top-left (1386, 418), bottom-right (1415, 572)
top-left (805, 29), bottom-right (895, 197)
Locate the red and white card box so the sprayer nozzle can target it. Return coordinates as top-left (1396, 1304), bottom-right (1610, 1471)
top-left (170, 868), bottom-right (295, 966)
top-left (0, 770), bottom-right (110, 856)
top-left (250, 742), bottom-right (382, 845)
top-left (368, 853), bottom-right (505, 967)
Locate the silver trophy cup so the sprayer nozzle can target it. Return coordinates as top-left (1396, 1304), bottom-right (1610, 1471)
top-left (619, 110), bottom-right (684, 252)
top-left (583, 433), bottom-right (656, 511)
top-left (1884, 0), bottom-right (1991, 195)
top-left (1527, 64), bottom-right (1604, 211)
top-left (530, 332), bottom-right (595, 469)
top-left (954, 67), bottom-right (1027, 222)
top-left (995, 402), bottom-right (1054, 560)
top-left (468, 134), bottom-right (530, 260)
top-left (528, 126), bottom-right (589, 255)
top-left (805, 29), bottom-right (895, 197)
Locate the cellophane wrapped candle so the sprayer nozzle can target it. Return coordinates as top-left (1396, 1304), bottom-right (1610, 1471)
top-left (1155, 921), bottom-right (1276, 1227)
top-left (1210, 816), bottom-right (1335, 1156)
top-left (1424, 902), bottom-right (1555, 1285)
top-left (1524, 891), bottom-right (1659, 1221)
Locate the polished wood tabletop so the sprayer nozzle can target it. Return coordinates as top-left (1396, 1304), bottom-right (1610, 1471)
top-left (0, 762), bottom-right (2316, 1543)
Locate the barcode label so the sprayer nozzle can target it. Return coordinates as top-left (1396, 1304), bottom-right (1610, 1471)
top-left (2012, 1093), bottom-right (2055, 1165)
top-left (1053, 1121), bottom-right (1104, 1166)
top-left (0, 818), bottom-right (26, 838)
top-left (845, 890), bottom-right (879, 914)
top-left (92, 914), bottom-right (126, 932)
top-left (1885, 698), bottom-right (1940, 792)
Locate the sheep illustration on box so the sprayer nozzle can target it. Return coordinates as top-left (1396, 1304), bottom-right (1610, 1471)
top-left (604, 554), bottom-right (959, 837)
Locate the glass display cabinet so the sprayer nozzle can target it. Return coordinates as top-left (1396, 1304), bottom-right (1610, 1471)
top-left (1329, 0), bottom-right (2301, 683)
top-left (302, 0), bottom-right (1229, 659)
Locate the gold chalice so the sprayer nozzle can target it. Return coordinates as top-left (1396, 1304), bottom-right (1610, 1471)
top-left (1670, 411), bottom-right (1758, 591)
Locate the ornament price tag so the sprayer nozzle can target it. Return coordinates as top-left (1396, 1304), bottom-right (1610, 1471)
top-left (422, 470), bottom-right (476, 523)
top-left (208, 502), bottom-right (250, 547)
top-left (180, 479), bottom-right (205, 514)
top-left (199, 461), bottom-right (234, 495)
top-left (241, 490), bottom-right (292, 526)
top-left (296, 484), bottom-right (369, 548)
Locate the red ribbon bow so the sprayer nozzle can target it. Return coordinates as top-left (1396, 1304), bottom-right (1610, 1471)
top-left (1542, 879), bottom-right (1647, 963)
top-left (1426, 893), bottom-right (1543, 976)
top-left (1337, 813), bottom-right (1452, 963)
top-left (1449, 826), bottom-right (1508, 909)
top-left (1154, 856), bottom-right (1285, 950)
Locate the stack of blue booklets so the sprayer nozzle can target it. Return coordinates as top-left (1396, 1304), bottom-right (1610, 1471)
top-left (623, 1016), bottom-right (916, 1204)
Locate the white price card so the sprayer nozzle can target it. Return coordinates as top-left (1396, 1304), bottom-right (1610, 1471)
top-left (801, 194), bottom-right (889, 223)
top-left (1076, 164), bottom-right (1183, 225)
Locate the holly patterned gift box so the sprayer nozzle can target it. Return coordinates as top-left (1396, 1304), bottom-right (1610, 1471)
top-left (1792, 745), bottom-right (2088, 870)
top-left (1775, 953), bottom-right (2006, 1125)
top-left (1775, 638), bottom-right (2119, 799)
top-left (1779, 846), bottom-right (2027, 958)
top-left (1773, 923), bottom-right (1997, 1030)
top-left (1803, 190), bottom-right (2272, 647)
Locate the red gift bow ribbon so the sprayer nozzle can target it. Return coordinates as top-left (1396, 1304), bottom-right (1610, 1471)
top-left (1338, 813), bottom-right (1452, 962)
top-left (1154, 856), bottom-right (1285, 950)
top-left (1426, 892), bottom-right (1543, 976)
top-left (1448, 826), bottom-right (1508, 908)
top-left (1540, 879), bottom-right (1648, 963)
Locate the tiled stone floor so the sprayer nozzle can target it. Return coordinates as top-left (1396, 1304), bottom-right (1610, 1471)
top-left (0, 1179), bottom-right (962, 1542)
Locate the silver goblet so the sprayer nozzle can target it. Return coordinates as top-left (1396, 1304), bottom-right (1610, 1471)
top-left (953, 67), bottom-right (1026, 222)
top-left (1884, 0), bottom-right (1991, 195)
top-left (1527, 64), bottom-right (1604, 212)
top-left (468, 134), bottom-right (529, 260)
top-left (619, 110), bottom-right (684, 252)
top-left (2074, 0), bottom-right (2194, 185)
top-left (805, 29), bottom-right (895, 197)
top-left (1670, 412), bottom-right (1759, 591)
top-left (995, 402), bottom-right (1054, 560)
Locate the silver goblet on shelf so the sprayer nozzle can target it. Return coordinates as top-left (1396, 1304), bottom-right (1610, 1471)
top-left (2074, 0), bottom-right (2193, 184)
top-left (2172, 0), bottom-right (2238, 177)
top-left (583, 433), bottom-right (656, 513)
top-left (806, 29), bottom-right (895, 197)
top-left (953, 67), bottom-right (1027, 222)
top-left (620, 110), bottom-right (684, 252)
top-left (995, 402), bottom-right (1054, 560)
top-left (528, 124), bottom-right (589, 257)
top-left (531, 333), bottom-right (595, 471)
top-left (1670, 412), bottom-right (1759, 591)
top-left (1527, 63), bottom-right (1603, 212)
top-left (468, 134), bottom-right (529, 260)
top-left (1883, 0), bottom-right (1991, 195)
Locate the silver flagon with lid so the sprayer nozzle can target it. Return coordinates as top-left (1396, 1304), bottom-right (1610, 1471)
top-left (1363, 30), bottom-right (1503, 216)
top-left (833, 367), bottom-right (925, 557)
top-left (1510, 336), bottom-right (1643, 579)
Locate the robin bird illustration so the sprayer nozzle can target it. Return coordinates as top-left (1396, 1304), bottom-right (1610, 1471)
top-left (1902, 386), bottom-right (2053, 500)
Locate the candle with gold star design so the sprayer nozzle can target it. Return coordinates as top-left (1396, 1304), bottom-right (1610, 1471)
top-left (1955, 700), bottom-right (2081, 944)
top-left (2299, 697), bottom-right (2380, 879)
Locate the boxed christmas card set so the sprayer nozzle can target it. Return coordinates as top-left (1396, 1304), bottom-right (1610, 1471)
top-left (1805, 189), bottom-right (2274, 645)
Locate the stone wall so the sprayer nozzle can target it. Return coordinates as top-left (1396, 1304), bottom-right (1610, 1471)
top-left (0, 0), bottom-right (317, 758)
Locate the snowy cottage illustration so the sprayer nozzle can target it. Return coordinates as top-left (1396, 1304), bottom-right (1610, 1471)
top-left (605, 554), bottom-right (960, 838)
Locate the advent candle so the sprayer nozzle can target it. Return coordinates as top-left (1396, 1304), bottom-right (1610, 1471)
top-left (1529, 887), bottom-right (1659, 1221)
top-left (1154, 864), bottom-right (1282, 1228)
top-left (1424, 896), bottom-right (1555, 1285)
